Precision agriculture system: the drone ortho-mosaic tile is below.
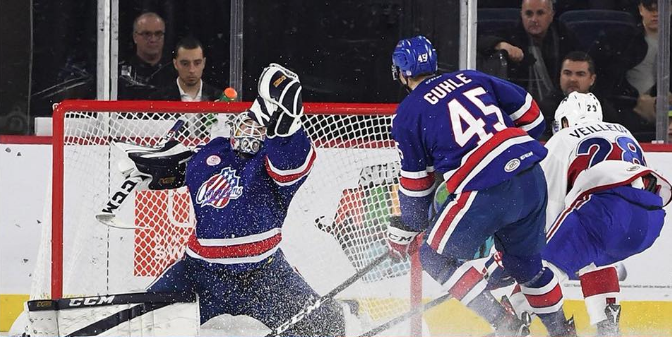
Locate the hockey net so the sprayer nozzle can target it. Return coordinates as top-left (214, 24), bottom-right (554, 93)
top-left (34, 100), bottom-right (423, 335)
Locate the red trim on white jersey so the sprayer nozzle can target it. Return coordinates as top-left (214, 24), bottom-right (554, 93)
top-left (265, 145), bottom-right (316, 186)
top-left (546, 195), bottom-right (591, 242)
top-left (186, 228), bottom-right (282, 264)
top-left (444, 128), bottom-right (534, 193)
top-left (566, 162), bottom-right (671, 207)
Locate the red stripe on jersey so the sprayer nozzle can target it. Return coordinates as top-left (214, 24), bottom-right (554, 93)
top-left (545, 196), bottom-right (589, 241)
top-left (580, 267), bottom-right (620, 298)
top-left (187, 233), bottom-right (282, 258)
top-left (429, 191), bottom-right (472, 250)
top-left (400, 172), bottom-right (435, 192)
top-left (525, 283), bottom-right (563, 309)
top-left (447, 266), bottom-right (484, 301)
top-left (265, 147), bottom-right (317, 183)
top-left (446, 128), bottom-right (528, 192)
top-left (513, 98), bottom-right (541, 127)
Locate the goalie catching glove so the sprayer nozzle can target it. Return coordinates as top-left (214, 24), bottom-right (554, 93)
top-left (115, 140), bottom-right (193, 190)
top-left (386, 215), bottom-right (421, 261)
top-left (249, 63), bottom-right (304, 138)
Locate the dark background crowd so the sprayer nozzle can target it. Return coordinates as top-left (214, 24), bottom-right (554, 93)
top-left (0, 0), bottom-right (670, 142)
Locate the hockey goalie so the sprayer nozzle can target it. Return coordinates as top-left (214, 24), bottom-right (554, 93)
top-left (21, 63), bottom-right (350, 337)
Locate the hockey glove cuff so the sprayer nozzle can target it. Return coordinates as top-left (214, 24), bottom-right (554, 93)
top-left (386, 215), bottom-right (420, 261)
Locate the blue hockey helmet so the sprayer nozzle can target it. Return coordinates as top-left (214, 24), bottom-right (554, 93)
top-left (391, 35), bottom-right (438, 80)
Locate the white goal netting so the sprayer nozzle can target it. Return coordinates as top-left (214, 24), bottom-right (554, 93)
top-left (33, 100), bottom-right (423, 335)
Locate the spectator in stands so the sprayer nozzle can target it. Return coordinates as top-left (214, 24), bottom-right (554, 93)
top-left (477, 0), bottom-right (577, 103)
top-left (149, 36), bottom-right (220, 101)
top-left (609, 0), bottom-right (672, 142)
top-left (118, 12), bottom-right (175, 100)
top-left (538, 51), bottom-right (618, 139)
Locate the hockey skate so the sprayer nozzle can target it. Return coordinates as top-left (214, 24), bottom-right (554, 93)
top-left (596, 303), bottom-right (621, 336)
top-left (488, 296), bottom-right (532, 337)
top-left (491, 311), bottom-right (532, 336)
top-left (549, 316), bottom-right (577, 337)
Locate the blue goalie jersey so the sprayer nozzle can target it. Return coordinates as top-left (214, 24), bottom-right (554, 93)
top-left (183, 130), bottom-right (315, 272)
top-left (392, 70), bottom-right (547, 230)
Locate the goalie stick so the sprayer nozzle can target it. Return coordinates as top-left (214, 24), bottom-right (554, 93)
top-left (95, 117), bottom-right (187, 229)
top-left (265, 252), bottom-right (390, 337)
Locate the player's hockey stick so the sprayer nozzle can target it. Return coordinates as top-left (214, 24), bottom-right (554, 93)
top-left (266, 252), bottom-right (390, 337)
top-left (95, 117), bottom-right (187, 229)
top-left (357, 291), bottom-right (452, 337)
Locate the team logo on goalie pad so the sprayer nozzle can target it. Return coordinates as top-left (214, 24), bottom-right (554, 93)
top-left (195, 167), bottom-right (243, 208)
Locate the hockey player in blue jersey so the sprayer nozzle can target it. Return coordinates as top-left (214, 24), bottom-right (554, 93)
top-left (386, 35), bottom-right (575, 336)
top-left (504, 92), bottom-right (671, 336)
top-left (129, 64), bottom-right (345, 336)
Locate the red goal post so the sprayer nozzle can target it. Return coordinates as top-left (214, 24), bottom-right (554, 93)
top-left (39, 100), bottom-right (424, 334)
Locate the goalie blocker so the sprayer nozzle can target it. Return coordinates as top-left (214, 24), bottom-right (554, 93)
top-left (26, 292), bottom-right (199, 337)
top-left (96, 140), bottom-right (194, 228)
top-left (118, 139), bottom-right (194, 190)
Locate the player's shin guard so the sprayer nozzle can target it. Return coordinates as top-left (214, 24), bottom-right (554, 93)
top-left (579, 265), bottom-right (621, 336)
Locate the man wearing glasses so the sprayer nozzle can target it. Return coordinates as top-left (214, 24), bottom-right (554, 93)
top-left (118, 12), bottom-right (175, 100)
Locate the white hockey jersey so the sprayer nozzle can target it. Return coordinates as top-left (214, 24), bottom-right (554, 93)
top-left (541, 121), bottom-right (671, 231)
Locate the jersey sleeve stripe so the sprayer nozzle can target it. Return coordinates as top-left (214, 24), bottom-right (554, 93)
top-left (443, 128), bottom-right (531, 193)
top-left (400, 172), bottom-right (435, 192)
top-left (509, 93), bottom-right (534, 120)
top-left (400, 167), bottom-right (435, 178)
top-left (399, 184), bottom-right (435, 197)
top-left (265, 145), bottom-right (316, 185)
top-left (517, 106), bottom-right (545, 132)
top-left (511, 96), bottom-right (541, 125)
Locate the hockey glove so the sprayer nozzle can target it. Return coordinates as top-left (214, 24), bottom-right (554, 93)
top-left (386, 215), bottom-right (420, 261)
top-left (116, 140), bottom-right (194, 190)
top-left (247, 95), bottom-right (278, 128)
top-left (257, 63), bottom-right (304, 138)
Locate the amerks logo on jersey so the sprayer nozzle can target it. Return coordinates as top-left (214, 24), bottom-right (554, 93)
top-left (195, 167), bottom-right (243, 208)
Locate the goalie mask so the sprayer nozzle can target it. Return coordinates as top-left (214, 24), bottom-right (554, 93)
top-left (553, 91), bottom-right (603, 134)
top-left (230, 113), bottom-right (266, 155)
